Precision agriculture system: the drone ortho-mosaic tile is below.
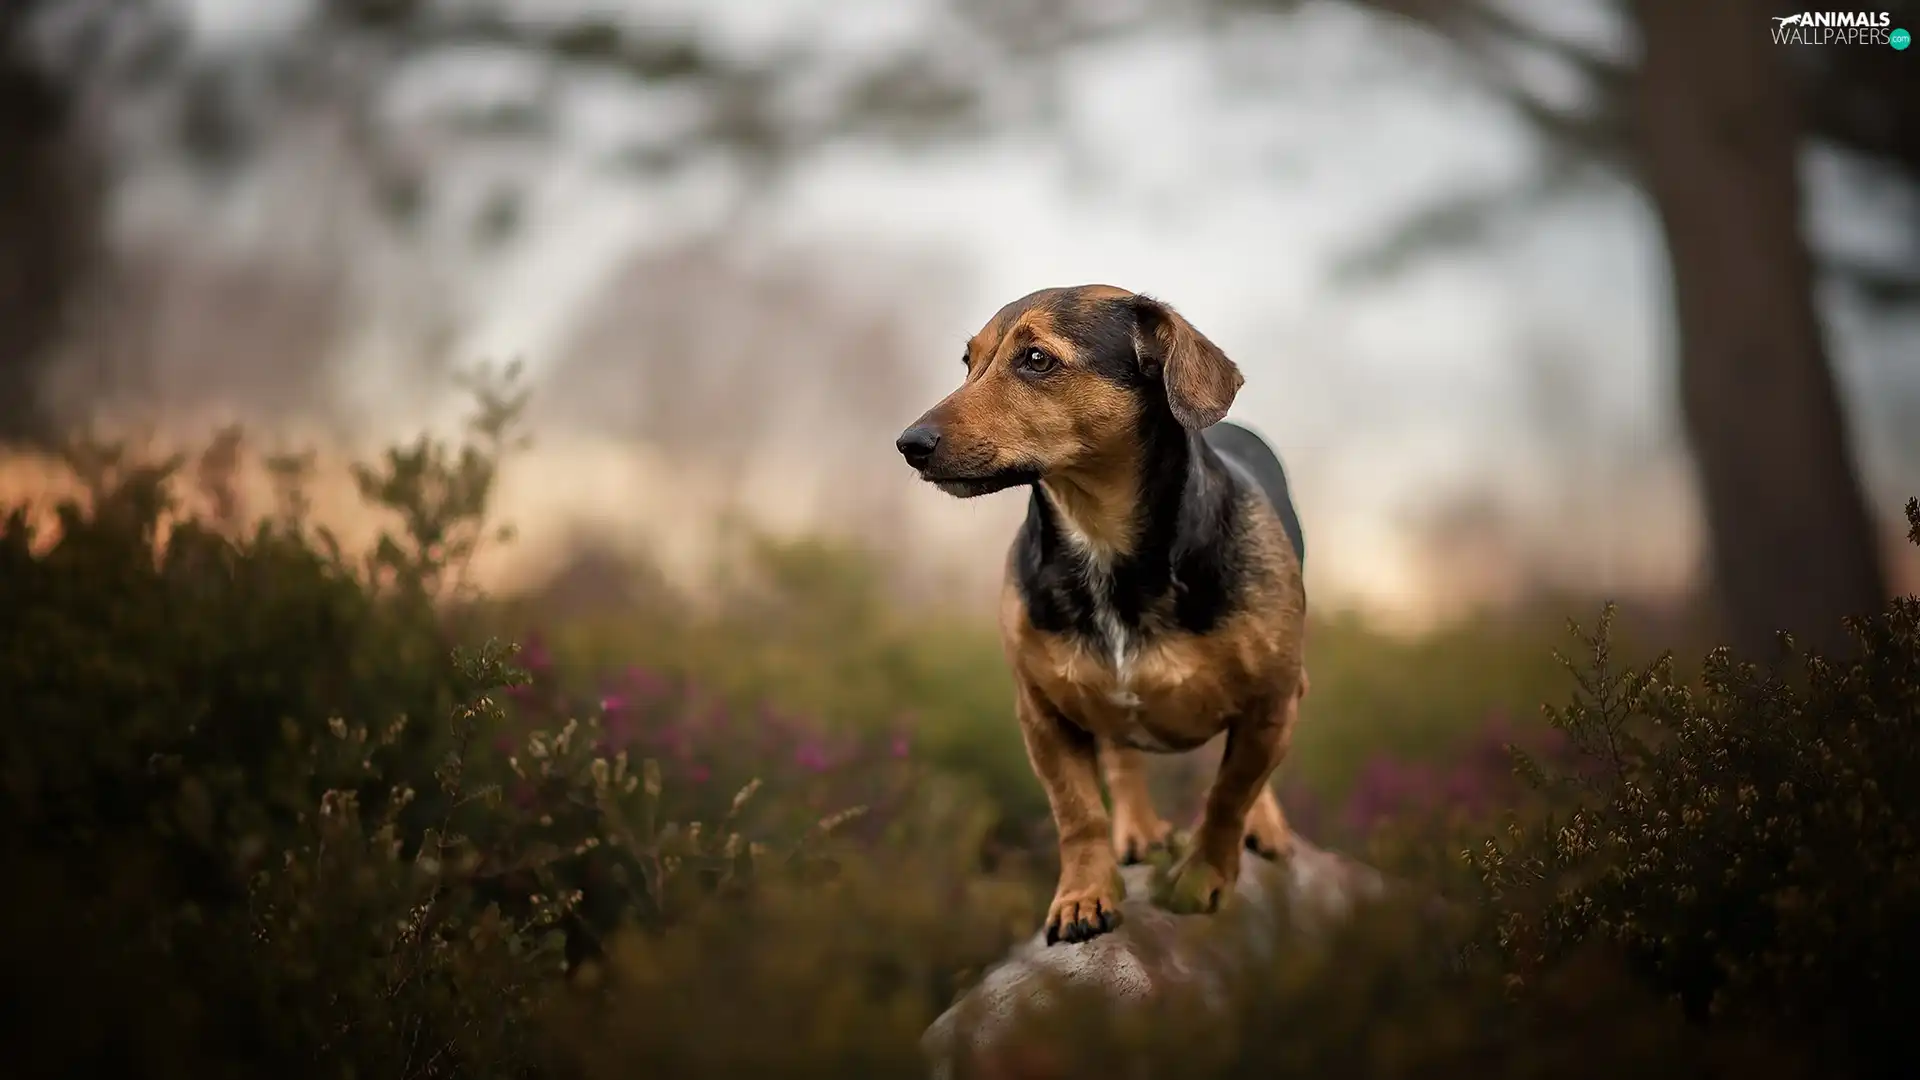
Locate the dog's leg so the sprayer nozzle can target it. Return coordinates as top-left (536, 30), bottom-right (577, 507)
top-left (1018, 686), bottom-right (1125, 945)
top-left (1099, 740), bottom-right (1173, 864)
top-left (1244, 671), bottom-right (1307, 860)
top-left (1159, 688), bottom-right (1297, 915)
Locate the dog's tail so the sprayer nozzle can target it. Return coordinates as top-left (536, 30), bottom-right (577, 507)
top-left (1203, 420), bottom-right (1305, 570)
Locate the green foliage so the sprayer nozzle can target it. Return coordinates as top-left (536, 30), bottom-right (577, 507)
top-left (1291, 610), bottom-right (1575, 803)
top-left (350, 360), bottom-right (531, 599)
top-left (0, 368), bottom-right (861, 1077)
top-left (553, 790), bottom-right (1039, 1077)
top-left (0, 368), bottom-right (580, 1076)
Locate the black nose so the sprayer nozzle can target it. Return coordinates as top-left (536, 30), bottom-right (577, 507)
top-left (896, 425), bottom-right (940, 468)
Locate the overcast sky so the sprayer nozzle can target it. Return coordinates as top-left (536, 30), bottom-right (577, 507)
top-left (147, 0), bottom-right (1917, 623)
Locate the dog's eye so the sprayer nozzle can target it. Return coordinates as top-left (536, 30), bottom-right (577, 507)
top-left (1020, 347), bottom-right (1057, 374)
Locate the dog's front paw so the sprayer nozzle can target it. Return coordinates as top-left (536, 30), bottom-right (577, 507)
top-left (1044, 877), bottom-right (1125, 946)
top-left (1156, 850), bottom-right (1235, 915)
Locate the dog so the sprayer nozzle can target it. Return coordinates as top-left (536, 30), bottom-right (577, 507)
top-left (895, 284), bottom-right (1309, 946)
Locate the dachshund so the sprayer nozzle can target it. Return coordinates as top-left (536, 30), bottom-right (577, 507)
top-left (896, 285), bottom-right (1308, 945)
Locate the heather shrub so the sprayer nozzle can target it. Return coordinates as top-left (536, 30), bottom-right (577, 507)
top-left (1471, 499), bottom-right (1920, 1080)
top-left (503, 548), bottom-right (1050, 843)
top-left (498, 635), bottom-right (919, 841)
top-left (1289, 610), bottom-right (1629, 809)
top-left (0, 427), bottom-right (572, 1073)
top-left (496, 544), bottom-right (1594, 860)
top-left (1276, 707), bottom-right (1573, 850)
top-left (0, 370), bottom-right (901, 1077)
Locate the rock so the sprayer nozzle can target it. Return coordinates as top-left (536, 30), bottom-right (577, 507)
top-left (920, 838), bottom-right (1386, 1079)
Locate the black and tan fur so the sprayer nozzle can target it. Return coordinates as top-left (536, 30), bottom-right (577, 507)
top-left (895, 285), bottom-right (1309, 946)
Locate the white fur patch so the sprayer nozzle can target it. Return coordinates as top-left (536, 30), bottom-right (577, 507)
top-left (1046, 484), bottom-right (1179, 752)
top-left (1047, 491), bottom-right (1129, 662)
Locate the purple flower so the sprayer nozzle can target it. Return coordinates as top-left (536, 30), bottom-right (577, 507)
top-left (793, 740), bottom-right (833, 773)
top-left (519, 633), bottom-right (552, 673)
top-left (890, 734), bottom-right (911, 760)
top-left (640, 721), bottom-right (696, 761)
top-left (602, 712), bottom-right (634, 747)
top-left (757, 707), bottom-right (787, 743)
top-left (1345, 756), bottom-right (1445, 831)
top-left (1443, 764), bottom-right (1488, 812)
top-left (624, 665), bottom-right (668, 699)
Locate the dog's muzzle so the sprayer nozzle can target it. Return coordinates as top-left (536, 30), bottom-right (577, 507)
top-left (895, 425), bottom-right (941, 470)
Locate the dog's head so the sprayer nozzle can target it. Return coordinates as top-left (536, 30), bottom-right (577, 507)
top-left (895, 285), bottom-right (1243, 498)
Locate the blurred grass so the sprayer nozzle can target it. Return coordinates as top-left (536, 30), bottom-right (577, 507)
top-left (481, 535), bottom-right (1616, 849)
top-left (1290, 610), bottom-right (1569, 800)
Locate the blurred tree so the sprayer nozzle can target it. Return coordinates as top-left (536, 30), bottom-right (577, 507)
top-left (8, 0), bottom-right (1912, 656)
top-left (939, 0), bottom-right (1917, 654)
top-left (0, 0), bottom-right (102, 446)
top-left (0, 0), bottom-right (990, 443)
top-left (1276, 0), bottom-right (1919, 655)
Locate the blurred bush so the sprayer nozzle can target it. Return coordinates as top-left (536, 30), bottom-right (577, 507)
top-left (1471, 502), bottom-right (1920, 1080)
top-left (1, 371), bottom-right (567, 1077)
top-left (490, 538), bottom-right (1049, 850)
top-left (3, 359), bottom-right (1915, 1078)
top-left (491, 538), bottom-right (1600, 856)
top-left (0, 370), bottom-right (1039, 1079)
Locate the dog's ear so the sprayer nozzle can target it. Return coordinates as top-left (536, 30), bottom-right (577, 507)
top-left (1130, 295), bottom-right (1244, 430)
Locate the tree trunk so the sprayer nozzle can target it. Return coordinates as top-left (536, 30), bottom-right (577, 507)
top-left (0, 5), bottom-right (100, 446)
top-left (1628, 0), bottom-right (1886, 658)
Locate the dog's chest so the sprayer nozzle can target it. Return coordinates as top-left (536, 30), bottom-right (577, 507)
top-left (1079, 597), bottom-right (1167, 746)
top-left (1032, 565), bottom-right (1244, 751)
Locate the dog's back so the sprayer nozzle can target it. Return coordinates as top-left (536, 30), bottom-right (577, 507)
top-left (1203, 420), bottom-right (1305, 571)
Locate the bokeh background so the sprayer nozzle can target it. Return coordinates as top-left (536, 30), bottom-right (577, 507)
top-left (9, 5), bottom-right (1920, 1076)
top-left (4, 0), bottom-right (1918, 839)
